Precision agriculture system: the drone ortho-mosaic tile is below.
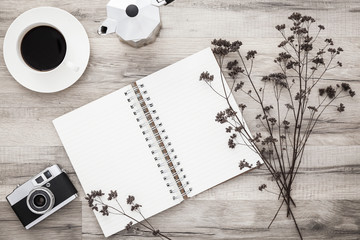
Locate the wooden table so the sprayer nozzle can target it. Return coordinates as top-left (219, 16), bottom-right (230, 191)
top-left (0, 0), bottom-right (359, 239)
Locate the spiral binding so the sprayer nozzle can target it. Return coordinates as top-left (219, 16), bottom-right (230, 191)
top-left (125, 83), bottom-right (192, 200)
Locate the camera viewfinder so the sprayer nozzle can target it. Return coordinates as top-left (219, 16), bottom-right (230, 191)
top-left (44, 170), bottom-right (52, 179)
top-left (35, 176), bottom-right (44, 184)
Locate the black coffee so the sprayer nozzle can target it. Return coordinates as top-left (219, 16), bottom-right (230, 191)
top-left (21, 26), bottom-right (67, 71)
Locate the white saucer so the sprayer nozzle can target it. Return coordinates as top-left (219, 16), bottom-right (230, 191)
top-left (3, 7), bottom-right (90, 93)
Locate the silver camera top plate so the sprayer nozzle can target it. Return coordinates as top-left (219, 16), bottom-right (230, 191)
top-left (6, 165), bottom-right (62, 206)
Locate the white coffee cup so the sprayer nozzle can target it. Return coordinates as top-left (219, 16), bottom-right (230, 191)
top-left (3, 7), bottom-right (90, 93)
top-left (19, 24), bottom-right (79, 73)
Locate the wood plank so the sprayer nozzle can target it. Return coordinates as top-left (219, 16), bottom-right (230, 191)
top-left (1, 146), bottom-right (359, 201)
top-left (1, 38), bottom-right (359, 93)
top-left (0, 103), bottom-right (358, 147)
top-left (0, 0), bottom-right (359, 239)
top-left (0, 200), bottom-right (81, 240)
top-left (1, 0), bottom-right (360, 38)
top-left (81, 199), bottom-right (360, 239)
top-left (0, 37), bottom-right (359, 147)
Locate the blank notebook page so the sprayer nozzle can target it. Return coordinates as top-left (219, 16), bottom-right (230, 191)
top-left (137, 48), bottom-right (261, 197)
top-left (53, 87), bottom-right (182, 237)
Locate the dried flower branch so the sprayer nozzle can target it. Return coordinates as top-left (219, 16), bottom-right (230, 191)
top-left (200, 12), bottom-right (355, 240)
top-left (85, 190), bottom-right (172, 239)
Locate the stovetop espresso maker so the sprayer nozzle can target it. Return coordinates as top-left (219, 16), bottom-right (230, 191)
top-left (98, 0), bottom-right (175, 48)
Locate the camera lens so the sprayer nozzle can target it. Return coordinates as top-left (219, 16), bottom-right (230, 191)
top-left (27, 187), bottom-right (55, 215)
top-left (34, 194), bottom-right (46, 207)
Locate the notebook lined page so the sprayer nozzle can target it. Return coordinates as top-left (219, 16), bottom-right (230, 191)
top-left (136, 48), bottom-right (262, 197)
top-left (53, 86), bottom-right (182, 237)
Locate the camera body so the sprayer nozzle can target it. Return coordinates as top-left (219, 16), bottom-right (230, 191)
top-left (6, 165), bottom-right (78, 229)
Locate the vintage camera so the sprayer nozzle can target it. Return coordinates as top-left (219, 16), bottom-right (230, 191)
top-left (6, 165), bottom-right (78, 229)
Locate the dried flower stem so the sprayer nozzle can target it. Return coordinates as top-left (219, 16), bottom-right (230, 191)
top-left (86, 190), bottom-right (171, 240)
top-left (200, 13), bottom-right (355, 240)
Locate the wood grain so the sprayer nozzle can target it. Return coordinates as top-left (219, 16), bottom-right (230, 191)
top-left (1, 146), bottom-right (359, 202)
top-left (81, 200), bottom-right (360, 240)
top-left (0, 201), bottom-right (81, 240)
top-left (0, 0), bottom-right (359, 239)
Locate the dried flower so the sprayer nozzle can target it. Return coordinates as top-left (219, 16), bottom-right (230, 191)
top-left (239, 159), bottom-right (253, 170)
top-left (235, 126), bottom-right (243, 133)
top-left (287, 35), bottom-right (295, 43)
top-left (283, 120), bottom-right (290, 130)
top-left (285, 103), bottom-right (294, 110)
top-left (85, 190), bottom-right (105, 208)
top-left (275, 24), bottom-right (286, 31)
top-left (252, 133), bottom-right (262, 143)
top-left (258, 184), bottom-right (267, 191)
top-left (307, 106), bottom-right (318, 112)
top-left (275, 52), bottom-right (292, 63)
top-left (199, 71), bottom-right (214, 82)
top-left (325, 85), bottom-right (336, 99)
top-left (125, 221), bottom-right (133, 231)
top-left (341, 83), bottom-right (351, 91)
top-left (325, 38), bottom-right (334, 45)
top-left (262, 136), bottom-right (278, 145)
top-left (212, 39), bottom-right (231, 56)
top-left (230, 40), bottom-right (243, 52)
top-left (201, 12), bottom-right (356, 240)
top-left (349, 90), bottom-right (356, 97)
top-left (225, 126), bottom-right (233, 133)
top-left (227, 60), bottom-right (239, 70)
top-left (256, 160), bottom-right (262, 169)
top-left (85, 195), bottom-right (94, 208)
top-left (238, 103), bottom-right (247, 111)
top-left (229, 66), bottom-right (244, 79)
top-left (234, 81), bottom-right (244, 92)
top-left (246, 50), bottom-right (257, 60)
top-left (225, 108), bottom-right (237, 117)
top-left (301, 42), bottom-right (313, 52)
top-left (100, 205), bottom-right (109, 216)
top-left (212, 38), bottom-right (231, 47)
top-left (215, 111), bottom-right (227, 123)
top-left (278, 40), bottom-right (288, 48)
top-left (228, 138), bottom-right (236, 149)
top-left (263, 105), bottom-right (273, 113)
top-left (211, 39), bottom-right (243, 56)
top-left (108, 190), bottom-right (118, 200)
top-left (313, 57), bottom-right (325, 65)
top-left (268, 117), bottom-right (277, 125)
top-left (127, 195), bottom-right (135, 205)
top-left (301, 14), bottom-right (315, 23)
top-left (131, 204), bottom-right (142, 212)
top-left (93, 190), bottom-right (104, 197)
top-left (86, 191), bottom-right (171, 239)
top-left (337, 103), bottom-right (345, 112)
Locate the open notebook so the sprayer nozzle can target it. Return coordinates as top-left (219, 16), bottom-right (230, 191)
top-left (53, 48), bottom-right (261, 237)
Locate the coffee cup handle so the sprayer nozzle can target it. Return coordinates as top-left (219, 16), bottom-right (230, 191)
top-left (66, 61), bottom-right (79, 72)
